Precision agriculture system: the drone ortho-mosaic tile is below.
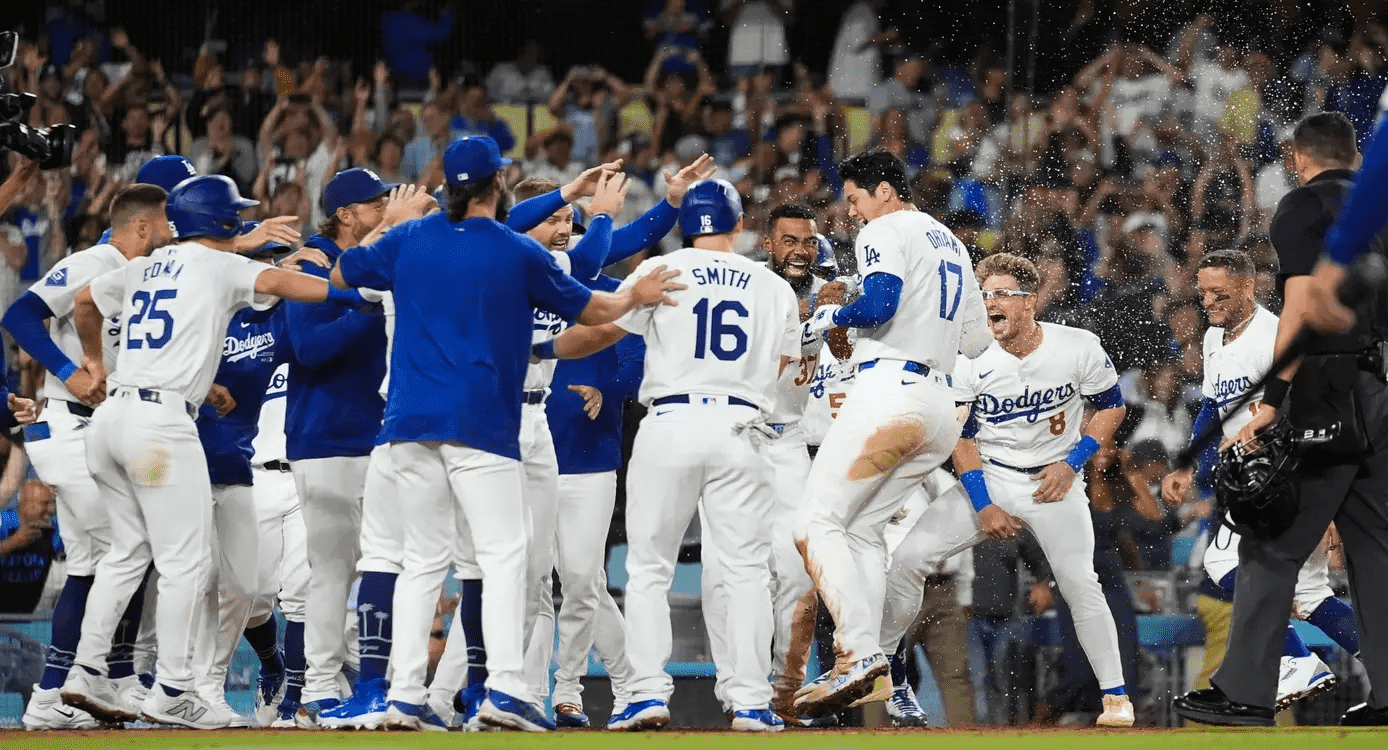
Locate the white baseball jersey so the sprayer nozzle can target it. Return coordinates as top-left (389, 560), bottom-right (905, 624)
top-left (525, 251), bottom-right (574, 392)
top-left (251, 362), bottom-right (289, 464)
top-left (956, 322), bottom-right (1119, 467)
top-left (616, 249), bottom-right (801, 414)
top-left (89, 242), bottom-right (276, 405)
top-left (357, 287), bottom-right (395, 399)
top-left (1202, 305), bottom-right (1278, 438)
top-left (850, 209), bottom-right (988, 371)
top-left (768, 272), bottom-right (827, 425)
top-left (28, 243), bottom-right (128, 403)
top-left (801, 348), bottom-right (857, 446)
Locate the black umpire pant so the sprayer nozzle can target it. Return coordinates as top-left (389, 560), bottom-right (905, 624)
top-left (1214, 370), bottom-right (1388, 709)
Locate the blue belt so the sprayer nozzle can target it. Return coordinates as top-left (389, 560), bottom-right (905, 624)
top-left (652, 394), bottom-right (758, 409)
top-left (111, 387), bottom-right (197, 418)
top-left (989, 458), bottom-right (1045, 475)
top-left (522, 390), bottom-right (545, 405)
top-left (859, 359), bottom-right (952, 386)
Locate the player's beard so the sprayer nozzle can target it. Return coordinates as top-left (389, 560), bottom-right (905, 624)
top-left (771, 254), bottom-right (814, 295)
top-left (495, 190), bottom-right (513, 223)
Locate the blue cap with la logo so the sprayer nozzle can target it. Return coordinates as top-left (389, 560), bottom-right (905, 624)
top-left (444, 136), bottom-right (512, 186)
top-left (322, 168), bottom-right (399, 215)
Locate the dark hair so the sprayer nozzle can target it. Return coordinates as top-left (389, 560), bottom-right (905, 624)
top-left (1198, 248), bottom-right (1254, 277)
top-left (317, 214), bottom-right (343, 241)
top-left (109, 184), bottom-right (169, 229)
top-left (1292, 112), bottom-right (1357, 168)
top-left (513, 177), bottom-right (561, 204)
top-left (767, 203), bottom-right (815, 226)
top-left (446, 176), bottom-right (503, 222)
top-left (838, 149), bottom-right (911, 203)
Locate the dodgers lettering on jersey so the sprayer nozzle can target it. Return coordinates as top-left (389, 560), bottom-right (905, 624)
top-left (199, 305), bottom-right (287, 486)
top-left (524, 251), bottom-right (575, 393)
top-left (851, 210), bottom-right (987, 371)
top-left (27, 244), bottom-right (128, 404)
top-left (801, 348), bottom-right (857, 446)
top-left (616, 249), bottom-right (801, 414)
top-left (768, 271), bottom-right (827, 425)
top-left (1202, 305), bottom-right (1278, 438)
top-left (251, 362), bottom-right (289, 465)
top-left (957, 322), bottom-right (1118, 467)
top-left (88, 242), bottom-right (276, 406)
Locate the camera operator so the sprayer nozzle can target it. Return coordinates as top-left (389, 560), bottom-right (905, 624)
top-left (1175, 112), bottom-right (1388, 728)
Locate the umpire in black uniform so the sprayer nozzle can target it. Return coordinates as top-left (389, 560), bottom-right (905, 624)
top-left (1176, 112), bottom-right (1388, 727)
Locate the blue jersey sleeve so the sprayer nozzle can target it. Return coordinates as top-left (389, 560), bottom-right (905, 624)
top-left (521, 234), bottom-right (593, 322)
top-left (831, 272), bottom-right (903, 327)
top-left (1191, 397), bottom-right (1221, 493)
top-left (2, 292), bottom-right (76, 381)
top-left (605, 200), bottom-right (678, 266)
top-left (564, 215), bottom-right (613, 281)
top-left (610, 331), bottom-right (646, 402)
top-left (1325, 118), bottom-right (1388, 266)
top-left (338, 226), bottom-right (405, 291)
top-left (506, 189), bottom-right (568, 233)
top-left (284, 261), bottom-right (384, 369)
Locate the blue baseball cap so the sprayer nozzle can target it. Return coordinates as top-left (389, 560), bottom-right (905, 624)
top-left (444, 137), bottom-right (511, 186)
top-left (136, 155), bottom-right (197, 192)
top-left (321, 168), bottom-right (398, 216)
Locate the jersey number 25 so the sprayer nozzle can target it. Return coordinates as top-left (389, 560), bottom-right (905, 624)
top-left (127, 290), bottom-right (177, 350)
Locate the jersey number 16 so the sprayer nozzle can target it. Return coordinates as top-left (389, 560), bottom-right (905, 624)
top-left (692, 298), bottom-right (748, 361)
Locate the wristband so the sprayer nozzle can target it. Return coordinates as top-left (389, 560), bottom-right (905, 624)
top-left (1064, 435), bottom-right (1101, 473)
top-left (960, 469), bottom-right (993, 512)
top-left (56, 362), bottom-right (78, 382)
top-left (1261, 376), bottom-right (1290, 409)
top-left (532, 340), bottom-right (558, 360)
top-left (326, 285), bottom-right (362, 305)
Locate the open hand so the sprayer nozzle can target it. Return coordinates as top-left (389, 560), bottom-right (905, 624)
top-left (562, 160), bottom-right (625, 201)
top-left (1032, 462), bottom-right (1076, 503)
top-left (664, 153), bottom-right (716, 206)
top-left (631, 265), bottom-right (686, 307)
top-left (237, 216), bottom-right (301, 252)
top-left (568, 385), bottom-right (603, 420)
top-left (381, 184), bottom-right (438, 227)
top-left (588, 171), bottom-right (630, 218)
top-left (277, 246), bottom-right (331, 272)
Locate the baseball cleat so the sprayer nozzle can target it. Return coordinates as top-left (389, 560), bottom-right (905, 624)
top-left (426, 692), bottom-right (458, 728)
top-left (317, 678), bottom-right (389, 730)
top-left (554, 701), bottom-right (591, 728)
top-left (269, 700), bottom-right (300, 728)
top-left (1096, 694), bottom-right (1135, 727)
top-left (294, 697), bottom-right (340, 729)
top-left (453, 683), bottom-right (487, 731)
top-left (380, 700), bottom-right (449, 732)
top-left (886, 684), bottom-right (929, 727)
top-left (606, 698), bottom-right (670, 731)
top-left (848, 674), bottom-right (891, 707)
top-left (61, 668), bottom-right (138, 724)
top-left (22, 686), bottom-right (101, 730)
top-left (1276, 655), bottom-right (1337, 711)
top-left (113, 674), bottom-right (152, 718)
top-left (477, 689), bottom-right (556, 732)
top-left (793, 653), bottom-right (889, 718)
top-left (253, 668), bottom-right (285, 727)
top-left (730, 707), bottom-right (785, 732)
top-left (198, 691), bottom-right (250, 728)
top-left (141, 686), bottom-right (231, 729)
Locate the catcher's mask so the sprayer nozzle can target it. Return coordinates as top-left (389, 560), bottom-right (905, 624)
top-left (1215, 418), bottom-right (1305, 538)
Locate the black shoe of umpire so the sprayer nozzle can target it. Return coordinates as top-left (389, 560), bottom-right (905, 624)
top-left (1341, 702), bottom-right (1388, 726)
top-left (1173, 686), bottom-right (1275, 727)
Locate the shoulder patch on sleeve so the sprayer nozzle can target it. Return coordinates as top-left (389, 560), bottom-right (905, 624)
top-left (44, 267), bottom-right (68, 287)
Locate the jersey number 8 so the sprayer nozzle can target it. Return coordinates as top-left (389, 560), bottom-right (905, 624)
top-left (127, 290), bottom-right (177, 350)
top-left (692, 298), bottom-right (748, 361)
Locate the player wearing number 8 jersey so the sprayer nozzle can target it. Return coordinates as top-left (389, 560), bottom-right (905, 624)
top-left (950, 253), bottom-right (1134, 727)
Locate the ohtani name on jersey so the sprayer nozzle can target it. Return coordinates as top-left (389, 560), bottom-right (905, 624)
top-left (142, 259), bottom-right (184, 282)
top-left (976, 383), bottom-right (1077, 423)
top-left (225, 331), bottom-right (276, 362)
top-left (691, 266), bottom-right (751, 289)
top-left (1212, 374), bottom-right (1253, 404)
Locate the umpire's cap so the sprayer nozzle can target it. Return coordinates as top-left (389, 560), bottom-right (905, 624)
top-left (136, 155), bottom-right (197, 192)
top-left (445, 136), bottom-right (512, 186)
top-left (678, 179), bottom-right (743, 238)
top-left (167, 175), bottom-right (258, 240)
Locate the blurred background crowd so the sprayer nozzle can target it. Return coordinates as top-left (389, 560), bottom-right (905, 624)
top-left (1, 0), bottom-right (1386, 729)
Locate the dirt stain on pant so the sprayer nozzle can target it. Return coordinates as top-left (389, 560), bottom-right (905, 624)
top-left (131, 446), bottom-right (172, 487)
top-left (847, 417), bottom-right (928, 481)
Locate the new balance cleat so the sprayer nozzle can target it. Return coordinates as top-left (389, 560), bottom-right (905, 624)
top-left (141, 687), bottom-right (231, 729)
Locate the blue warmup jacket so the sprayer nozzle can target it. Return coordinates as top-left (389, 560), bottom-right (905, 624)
top-left (197, 305), bottom-right (289, 486)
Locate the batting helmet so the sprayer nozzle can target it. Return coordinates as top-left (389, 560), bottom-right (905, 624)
top-left (814, 233), bottom-right (838, 279)
top-left (136, 155), bottom-right (197, 192)
top-left (679, 179), bottom-right (743, 238)
top-left (167, 175), bottom-right (258, 240)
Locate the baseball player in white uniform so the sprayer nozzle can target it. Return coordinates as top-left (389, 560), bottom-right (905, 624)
top-left (542, 179), bottom-right (800, 732)
top-left (950, 252), bottom-right (1134, 727)
top-left (58, 175), bottom-right (365, 729)
top-left (791, 150), bottom-right (991, 718)
top-left (1162, 249), bottom-right (1357, 710)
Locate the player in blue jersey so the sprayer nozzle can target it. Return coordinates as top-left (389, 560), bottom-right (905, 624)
top-left (330, 136), bottom-right (684, 732)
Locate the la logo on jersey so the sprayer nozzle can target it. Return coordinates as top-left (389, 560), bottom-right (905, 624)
top-left (44, 268), bottom-right (68, 287)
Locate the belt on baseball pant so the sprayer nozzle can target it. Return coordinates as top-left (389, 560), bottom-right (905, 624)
top-left (924, 573), bottom-right (954, 586)
top-left (42, 398), bottom-right (95, 418)
top-left (522, 389), bottom-right (546, 405)
top-left (260, 460), bottom-right (292, 472)
top-left (859, 358), bottom-right (953, 387)
top-left (652, 394), bottom-right (758, 409)
top-left (988, 458), bottom-right (1045, 475)
top-left (109, 387), bottom-right (197, 419)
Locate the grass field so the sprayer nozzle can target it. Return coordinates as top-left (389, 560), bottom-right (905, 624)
top-left (1, 727), bottom-right (1385, 750)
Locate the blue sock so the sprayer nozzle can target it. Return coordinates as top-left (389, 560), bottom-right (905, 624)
top-left (161, 684), bottom-right (183, 697)
top-left (1283, 624), bottom-right (1312, 658)
top-left (138, 672), bottom-right (155, 689)
top-left (1217, 569), bottom-right (1238, 596)
top-left (39, 575), bottom-right (94, 690)
top-left (356, 571), bottom-right (397, 684)
top-left (1307, 597), bottom-right (1360, 657)
top-left (106, 567), bottom-right (152, 679)
top-left (281, 619), bottom-right (306, 707)
top-left (243, 619), bottom-right (284, 675)
top-left (1102, 686), bottom-right (1127, 696)
top-left (889, 640), bottom-right (908, 687)
top-left (458, 579), bottom-right (487, 687)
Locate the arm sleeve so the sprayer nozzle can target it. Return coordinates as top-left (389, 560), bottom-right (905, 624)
top-left (337, 228), bottom-right (404, 290)
top-left (562, 214), bottom-right (613, 281)
top-left (2, 292), bottom-right (75, 380)
top-left (608, 331), bottom-right (646, 402)
top-left (1191, 397), bottom-right (1221, 493)
top-left (1078, 335), bottom-right (1121, 395)
top-left (957, 264), bottom-right (991, 357)
top-left (831, 272), bottom-right (902, 327)
top-left (506, 188), bottom-right (569, 233)
top-left (522, 234), bottom-right (594, 322)
top-left (605, 200), bottom-right (678, 266)
top-left (1325, 118), bottom-right (1388, 265)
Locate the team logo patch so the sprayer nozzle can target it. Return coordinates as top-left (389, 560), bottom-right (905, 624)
top-left (44, 268), bottom-right (67, 287)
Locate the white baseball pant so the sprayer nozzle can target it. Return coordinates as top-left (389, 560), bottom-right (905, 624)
top-left (292, 455), bottom-right (368, 702)
top-left (134, 569), bottom-right (158, 675)
top-left (1202, 524), bottom-right (1335, 618)
top-left (26, 403), bottom-right (109, 576)
top-left (387, 441), bottom-right (533, 707)
top-left (982, 461), bottom-right (1123, 689)
top-left (426, 514), bottom-right (486, 709)
top-left (624, 401), bottom-right (775, 710)
top-left (553, 470), bottom-right (634, 708)
top-left (247, 466), bottom-right (308, 626)
top-left (358, 443), bottom-right (404, 575)
top-left (795, 363), bottom-right (961, 664)
top-left (520, 403), bottom-right (560, 702)
top-left (75, 389), bottom-right (212, 691)
top-left (194, 483), bottom-right (260, 697)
